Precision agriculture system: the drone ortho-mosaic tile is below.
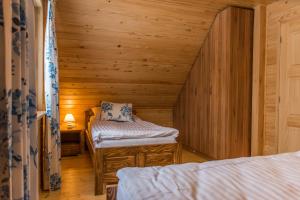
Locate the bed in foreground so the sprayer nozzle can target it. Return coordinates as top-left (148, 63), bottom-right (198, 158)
top-left (109, 151), bottom-right (300, 200)
top-left (84, 104), bottom-right (181, 195)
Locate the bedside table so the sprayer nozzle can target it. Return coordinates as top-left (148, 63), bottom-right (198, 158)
top-left (61, 129), bottom-right (85, 157)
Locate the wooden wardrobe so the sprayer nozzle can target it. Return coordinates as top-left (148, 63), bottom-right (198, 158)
top-left (174, 7), bottom-right (254, 160)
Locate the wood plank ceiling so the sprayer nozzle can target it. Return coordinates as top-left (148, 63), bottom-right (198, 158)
top-left (56, 0), bottom-right (277, 127)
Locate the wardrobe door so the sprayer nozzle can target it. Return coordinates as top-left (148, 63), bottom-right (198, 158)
top-left (226, 7), bottom-right (253, 159)
top-left (278, 19), bottom-right (300, 153)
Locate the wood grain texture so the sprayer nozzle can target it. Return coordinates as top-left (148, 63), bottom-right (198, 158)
top-left (39, 115), bottom-right (49, 191)
top-left (277, 14), bottom-right (300, 153)
top-left (62, 107), bottom-right (174, 130)
top-left (251, 5), bottom-right (266, 156)
top-left (55, 0), bottom-right (276, 128)
top-left (106, 185), bottom-right (117, 200)
top-left (60, 129), bottom-right (84, 157)
top-left (264, 0), bottom-right (300, 155)
top-left (90, 137), bottom-right (181, 195)
top-left (174, 7), bottom-right (254, 160)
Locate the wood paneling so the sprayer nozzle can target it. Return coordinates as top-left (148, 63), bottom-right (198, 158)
top-left (251, 5), bottom-right (266, 156)
top-left (56, 0), bottom-right (276, 128)
top-left (264, 0), bottom-right (300, 155)
top-left (62, 107), bottom-right (173, 130)
top-left (174, 7), bottom-right (254, 160)
top-left (276, 11), bottom-right (300, 153)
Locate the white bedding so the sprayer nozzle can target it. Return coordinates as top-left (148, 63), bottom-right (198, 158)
top-left (94, 137), bottom-right (176, 148)
top-left (117, 151), bottom-right (300, 200)
top-left (91, 116), bottom-right (179, 144)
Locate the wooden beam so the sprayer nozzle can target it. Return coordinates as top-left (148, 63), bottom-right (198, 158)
top-left (251, 5), bottom-right (266, 156)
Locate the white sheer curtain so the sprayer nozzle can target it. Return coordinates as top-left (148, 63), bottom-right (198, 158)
top-left (44, 0), bottom-right (61, 191)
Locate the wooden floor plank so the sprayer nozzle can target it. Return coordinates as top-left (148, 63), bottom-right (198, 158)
top-left (40, 148), bottom-right (207, 200)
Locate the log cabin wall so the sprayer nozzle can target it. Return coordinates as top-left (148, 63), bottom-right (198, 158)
top-left (174, 7), bottom-right (254, 160)
top-left (263, 0), bottom-right (300, 155)
top-left (55, 0), bottom-right (275, 130)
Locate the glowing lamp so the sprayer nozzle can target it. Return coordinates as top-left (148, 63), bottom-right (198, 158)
top-left (64, 113), bottom-right (75, 129)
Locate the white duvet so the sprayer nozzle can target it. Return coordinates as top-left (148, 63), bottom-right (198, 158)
top-left (91, 116), bottom-right (179, 143)
top-left (117, 151), bottom-right (300, 200)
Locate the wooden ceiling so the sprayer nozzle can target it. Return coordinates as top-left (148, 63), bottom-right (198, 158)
top-left (56, 0), bottom-right (277, 126)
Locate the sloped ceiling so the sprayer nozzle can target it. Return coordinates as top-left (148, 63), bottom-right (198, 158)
top-left (56, 0), bottom-right (276, 126)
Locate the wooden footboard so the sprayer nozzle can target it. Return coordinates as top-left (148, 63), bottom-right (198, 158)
top-left (93, 142), bottom-right (181, 195)
top-left (106, 185), bottom-right (118, 200)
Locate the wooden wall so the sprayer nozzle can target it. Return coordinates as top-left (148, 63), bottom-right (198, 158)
top-left (263, 0), bottom-right (300, 155)
top-left (251, 5), bottom-right (266, 156)
top-left (174, 7), bottom-right (254, 159)
top-left (55, 0), bottom-right (275, 129)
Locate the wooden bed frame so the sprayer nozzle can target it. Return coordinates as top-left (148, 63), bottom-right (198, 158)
top-left (106, 185), bottom-right (118, 200)
top-left (84, 110), bottom-right (182, 195)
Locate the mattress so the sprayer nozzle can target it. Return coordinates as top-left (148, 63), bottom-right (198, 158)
top-left (87, 117), bottom-right (178, 149)
top-left (117, 151), bottom-right (300, 200)
top-left (90, 116), bottom-right (179, 143)
top-left (94, 137), bottom-right (176, 148)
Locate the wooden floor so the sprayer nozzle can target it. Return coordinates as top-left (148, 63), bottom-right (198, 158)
top-left (40, 149), bottom-right (208, 200)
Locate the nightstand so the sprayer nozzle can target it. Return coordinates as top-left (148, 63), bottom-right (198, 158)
top-left (61, 129), bottom-right (85, 157)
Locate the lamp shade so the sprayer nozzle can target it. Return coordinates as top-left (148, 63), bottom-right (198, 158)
top-left (64, 113), bottom-right (75, 123)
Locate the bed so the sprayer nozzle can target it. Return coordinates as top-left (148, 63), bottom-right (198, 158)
top-left (84, 110), bottom-right (182, 195)
top-left (109, 151), bottom-right (300, 200)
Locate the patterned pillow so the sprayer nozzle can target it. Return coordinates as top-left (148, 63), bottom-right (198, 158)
top-left (101, 101), bottom-right (133, 122)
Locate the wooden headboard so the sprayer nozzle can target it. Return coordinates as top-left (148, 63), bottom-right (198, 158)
top-left (84, 109), bottom-right (94, 131)
top-left (84, 108), bottom-right (138, 131)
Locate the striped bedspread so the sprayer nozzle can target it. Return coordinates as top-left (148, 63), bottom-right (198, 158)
top-left (117, 151), bottom-right (300, 200)
top-left (91, 116), bottom-right (178, 143)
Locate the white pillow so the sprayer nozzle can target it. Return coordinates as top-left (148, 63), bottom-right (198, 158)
top-left (91, 107), bottom-right (101, 120)
top-left (101, 101), bottom-right (133, 122)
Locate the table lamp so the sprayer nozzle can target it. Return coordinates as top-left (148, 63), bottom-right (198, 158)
top-left (64, 113), bottom-right (75, 129)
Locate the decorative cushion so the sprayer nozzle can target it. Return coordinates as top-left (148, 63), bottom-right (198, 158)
top-left (100, 101), bottom-right (133, 122)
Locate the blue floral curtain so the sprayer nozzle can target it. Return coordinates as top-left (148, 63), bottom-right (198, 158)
top-left (0, 0), bottom-right (38, 199)
top-left (44, 0), bottom-right (61, 191)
